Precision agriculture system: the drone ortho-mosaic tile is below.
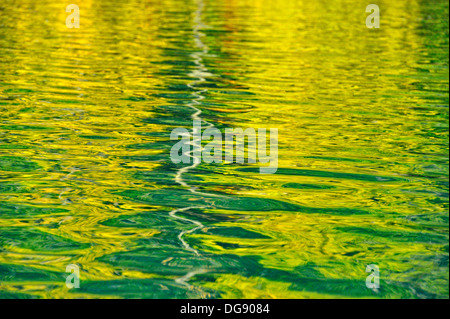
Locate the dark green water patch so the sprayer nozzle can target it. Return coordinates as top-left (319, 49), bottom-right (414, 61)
top-left (0, 183), bottom-right (28, 193)
top-left (0, 124), bottom-right (55, 131)
top-left (101, 211), bottom-right (193, 229)
top-left (120, 96), bottom-right (148, 101)
top-left (0, 144), bottom-right (32, 149)
top-left (404, 213), bottom-right (449, 229)
top-left (0, 291), bottom-right (37, 299)
top-left (3, 88), bottom-right (35, 94)
top-left (76, 278), bottom-right (217, 298)
top-left (0, 227), bottom-right (89, 251)
top-left (0, 156), bottom-right (41, 172)
top-left (0, 263), bottom-right (62, 283)
top-left (282, 183), bottom-right (336, 190)
top-left (176, 208), bottom-right (245, 223)
top-left (98, 248), bottom-right (219, 277)
top-left (337, 226), bottom-right (448, 244)
top-left (0, 203), bottom-right (69, 218)
top-left (142, 115), bottom-right (194, 127)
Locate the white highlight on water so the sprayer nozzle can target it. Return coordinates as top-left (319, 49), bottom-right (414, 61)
top-left (168, 0), bottom-right (222, 289)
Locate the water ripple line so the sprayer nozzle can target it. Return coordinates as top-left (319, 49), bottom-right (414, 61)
top-left (168, 0), bottom-right (224, 289)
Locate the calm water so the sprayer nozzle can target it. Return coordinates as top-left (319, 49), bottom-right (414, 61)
top-left (0, 0), bottom-right (448, 299)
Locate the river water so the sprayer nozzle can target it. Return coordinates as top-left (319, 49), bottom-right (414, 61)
top-left (0, 0), bottom-right (448, 298)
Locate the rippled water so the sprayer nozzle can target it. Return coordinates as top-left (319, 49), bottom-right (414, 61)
top-left (0, 0), bottom-right (448, 299)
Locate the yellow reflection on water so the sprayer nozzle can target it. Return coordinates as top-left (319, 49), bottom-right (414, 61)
top-left (0, 0), bottom-right (448, 298)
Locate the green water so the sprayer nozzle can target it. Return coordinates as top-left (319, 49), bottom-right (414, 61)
top-left (0, 0), bottom-right (448, 299)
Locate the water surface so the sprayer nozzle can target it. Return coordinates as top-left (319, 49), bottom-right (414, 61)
top-left (0, 0), bottom-right (448, 298)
